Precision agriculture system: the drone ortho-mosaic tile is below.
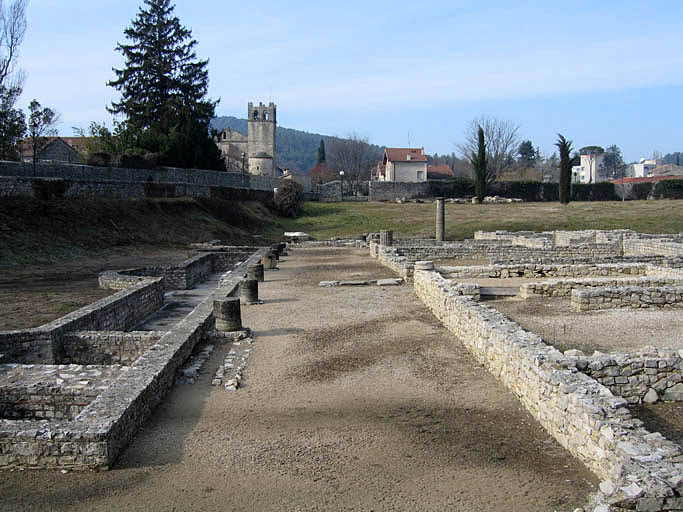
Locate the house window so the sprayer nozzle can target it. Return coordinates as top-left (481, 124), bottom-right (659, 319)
top-left (417, 171), bottom-right (424, 180)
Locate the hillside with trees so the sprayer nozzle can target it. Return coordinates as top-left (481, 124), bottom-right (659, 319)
top-left (211, 116), bottom-right (383, 173)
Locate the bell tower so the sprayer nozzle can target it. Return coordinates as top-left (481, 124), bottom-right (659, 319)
top-left (247, 102), bottom-right (277, 176)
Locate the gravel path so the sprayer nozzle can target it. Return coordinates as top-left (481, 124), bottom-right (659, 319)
top-left (0, 247), bottom-right (597, 511)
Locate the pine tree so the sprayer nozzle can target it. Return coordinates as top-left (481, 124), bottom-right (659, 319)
top-left (316, 139), bottom-right (326, 164)
top-left (107, 0), bottom-right (222, 170)
top-left (556, 134), bottom-right (578, 205)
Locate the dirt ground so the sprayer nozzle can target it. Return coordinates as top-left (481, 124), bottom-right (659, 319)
top-left (0, 247), bottom-right (189, 330)
top-left (0, 247), bottom-right (598, 511)
top-left (490, 297), bottom-right (683, 354)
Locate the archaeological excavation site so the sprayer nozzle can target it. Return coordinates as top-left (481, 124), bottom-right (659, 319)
top-left (1, 221), bottom-right (682, 512)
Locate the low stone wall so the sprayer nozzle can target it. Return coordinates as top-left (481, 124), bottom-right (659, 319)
top-left (571, 285), bottom-right (683, 311)
top-left (0, 160), bottom-right (281, 191)
top-left (314, 180), bottom-right (342, 202)
top-left (439, 263), bottom-right (648, 280)
top-left (61, 331), bottom-right (166, 365)
top-left (567, 349), bottom-right (683, 405)
top-left (0, 364), bottom-right (123, 421)
top-left (414, 269), bottom-right (682, 511)
top-left (368, 181), bottom-right (430, 201)
top-left (0, 279), bottom-right (164, 364)
top-left (521, 276), bottom-right (682, 299)
top-left (0, 248), bottom-right (267, 470)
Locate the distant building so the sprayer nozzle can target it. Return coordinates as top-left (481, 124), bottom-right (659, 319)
top-left (282, 169), bottom-right (312, 192)
top-left (376, 147), bottom-right (427, 182)
top-left (630, 158), bottom-right (658, 178)
top-left (572, 152), bottom-right (605, 184)
top-left (427, 164), bottom-right (455, 180)
top-left (21, 136), bottom-right (87, 163)
top-left (214, 101), bottom-right (277, 177)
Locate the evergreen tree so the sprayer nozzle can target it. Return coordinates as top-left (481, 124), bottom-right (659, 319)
top-left (469, 126), bottom-right (487, 202)
top-left (0, 85), bottom-right (25, 160)
top-left (517, 140), bottom-right (536, 163)
top-left (316, 138), bottom-right (326, 164)
top-left (107, 0), bottom-right (222, 170)
top-left (556, 134), bottom-right (578, 205)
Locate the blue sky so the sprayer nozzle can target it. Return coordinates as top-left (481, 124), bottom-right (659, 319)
top-left (18, 0), bottom-right (683, 162)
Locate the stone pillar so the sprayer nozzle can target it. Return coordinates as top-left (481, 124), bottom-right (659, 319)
top-left (214, 297), bottom-right (242, 331)
top-left (435, 198), bottom-right (445, 242)
top-left (247, 263), bottom-right (265, 282)
top-left (380, 230), bottom-right (393, 247)
top-left (262, 252), bottom-right (278, 269)
top-left (240, 279), bottom-right (259, 304)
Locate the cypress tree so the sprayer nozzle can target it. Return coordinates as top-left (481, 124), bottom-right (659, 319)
top-left (108, 0), bottom-right (222, 170)
top-left (469, 126), bottom-right (487, 202)
top-left (556, 134), bottom-right (577, 205)
top-left (317, 139), bottom-right (326, 164)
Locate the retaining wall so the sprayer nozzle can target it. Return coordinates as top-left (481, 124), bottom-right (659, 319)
top-left (413, 269), bottom-right (682, 511)
top-left (439, 263), bottom-right (649, 280)
top-left (61, 331), bottom-right (166, 365)
top-left (368, 181), bottom-right (430, 201)
top-left (0, 278), bottom-right (164, 364)
top-left (571, 285), bottom-right (683, 311)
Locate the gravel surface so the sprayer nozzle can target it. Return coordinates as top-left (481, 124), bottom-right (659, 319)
top-left (490, 297), bottom-right (683, 354)
top-left (0, 247), bottom-right (598, 511)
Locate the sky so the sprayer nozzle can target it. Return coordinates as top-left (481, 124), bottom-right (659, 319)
top-left (16, 0), bottom-right (683, 163)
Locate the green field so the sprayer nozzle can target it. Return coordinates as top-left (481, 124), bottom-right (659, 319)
top-left (280, 200), bottom-right (683, 240)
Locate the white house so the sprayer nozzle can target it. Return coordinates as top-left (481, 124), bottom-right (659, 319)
top-left (631, 158), bottom-right (658, 178)
top-left (376, 148), bottom-right (427, 182)
top-left (572, 152), bottom-right (605, 184)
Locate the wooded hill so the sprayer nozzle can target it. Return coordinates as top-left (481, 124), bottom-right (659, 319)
top-left (211, 116), bottom-right (384, 173)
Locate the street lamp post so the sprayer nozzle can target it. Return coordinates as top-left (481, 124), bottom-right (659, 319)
top-left (241, 152), bottom-right (246, 187)
top-left (339, 170), bottom-right (345, 201)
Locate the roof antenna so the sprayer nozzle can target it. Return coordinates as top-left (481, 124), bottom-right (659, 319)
top-left (408, 131), bottom-right (411, 148)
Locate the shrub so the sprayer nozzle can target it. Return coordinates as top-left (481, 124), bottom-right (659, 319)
top-left (429, 177), bottom-right (475, 198)
top-left (87, 152), bottom-right (112, 167)
top-left (275, 180), bottom-right (304, 217)
top-left (630, 182), bottom-right (653, 200)
top-left (653, 179), bottom-right (683, 199)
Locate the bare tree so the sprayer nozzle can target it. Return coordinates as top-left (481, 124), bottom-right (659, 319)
top-left (327, 133), bottom-right (380, 195)
top-left (28, 99), bottom-right (59, 171)
top-left (0, 0), bottom-right (27, 89)
top-left (457, 116), bottom-right (520, 181)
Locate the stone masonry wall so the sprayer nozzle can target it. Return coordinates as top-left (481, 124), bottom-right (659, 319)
top-left (520, 276), bottom-right (682, 299)
top-left (0, 248), bottom-right (268, 470)
top-left (368, 181), bottom-right (430, 201)
top-left (315, 180), bottom-right (342, 202)
top-left (0, 160), bottom-right (281, 191)
top-left (0, 278), bottom-right (164, 364)
top-left (439, 263), bottom-right (649, 280)
top-left (61, 331), bottom-right (166, 365)
top-left (571, 286), bottom-right (683, 311)
top-left (0, 364), bottom-right (123, 421)
top-left (413, 269), bottom-right (682, 511)
top-left (567, 349), bottom-right (683, 405)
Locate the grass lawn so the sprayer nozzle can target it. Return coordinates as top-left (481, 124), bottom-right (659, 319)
top-left (279, 200), bottom-right (683, 240)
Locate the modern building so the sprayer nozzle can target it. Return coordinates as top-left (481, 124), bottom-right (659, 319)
top-left (376, 147), bottom-right (427, 182)
top-left (427, 164), bottom-right (455, 180)
top-left (21, 136), bottom-right (88, 164)
top-left (631, 158), bottom-right (659, 178)
top-left (572, 152), bottom-right (605, 184)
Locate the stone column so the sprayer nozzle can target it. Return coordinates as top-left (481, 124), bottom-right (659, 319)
top-left (247, 263), bottom-right (265, 282)
top-left (435, 198), bottom-right (445, 242)
top-left (380, 230), bottom-right (393, 247)
top-left (214, 297), bottom-right (242, 331)
top-left (262, 251), bottom-right (278, 269)
top-left (240, 279), bottom-right (259, 304)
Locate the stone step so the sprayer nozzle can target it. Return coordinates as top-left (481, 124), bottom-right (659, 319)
top-left (479, 286), bottom-right (519, 297)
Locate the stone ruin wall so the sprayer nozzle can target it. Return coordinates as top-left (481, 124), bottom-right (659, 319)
top-left (0, 246), bottom-right (268, 470)
top-left (571, 285), bottom-right (683, 311)
top-left (413, 269), bottom-right (682, 511)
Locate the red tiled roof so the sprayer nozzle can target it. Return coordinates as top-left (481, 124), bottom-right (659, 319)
top-left (385, 147), bottom-right (427, 162)
top-left (427, 164), bottom-right (454, 179)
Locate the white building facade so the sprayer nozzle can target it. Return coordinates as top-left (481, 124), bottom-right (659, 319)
top-left (377, 148), bottom-right (428, 182)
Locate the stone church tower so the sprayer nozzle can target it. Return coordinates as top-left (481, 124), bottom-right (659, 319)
top-left (247, 102), bottom-right (276, 176)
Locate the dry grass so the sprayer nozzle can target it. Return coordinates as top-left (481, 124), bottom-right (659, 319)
top-left (280, 200), bottom-right (683, 240)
